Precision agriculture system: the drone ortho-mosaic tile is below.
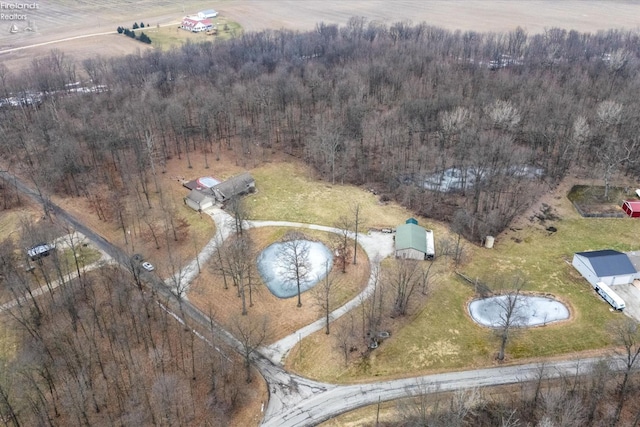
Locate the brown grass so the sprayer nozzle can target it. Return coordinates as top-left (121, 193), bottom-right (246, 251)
top-left (188, 226), bottom-right (370, 343)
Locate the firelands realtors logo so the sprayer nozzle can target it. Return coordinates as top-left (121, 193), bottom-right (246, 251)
top-left (1, 2), bottom-right (39, 21)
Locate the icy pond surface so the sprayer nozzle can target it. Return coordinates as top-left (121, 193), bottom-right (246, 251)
top-left (257, 240), bottom-right (333, 299)
top-left (469, 295), bottom-right (569, 328)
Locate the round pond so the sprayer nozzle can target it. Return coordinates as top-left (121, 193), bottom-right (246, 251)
top-left (257, 240), bottom-right (333, 299)
top-left (469, 295), bottom-right (569, 328)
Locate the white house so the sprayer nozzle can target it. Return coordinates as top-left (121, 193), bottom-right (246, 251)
top-left (572, 249), bottom-right (637, 287)
top-left (181, 17), bottom-right (213, 32)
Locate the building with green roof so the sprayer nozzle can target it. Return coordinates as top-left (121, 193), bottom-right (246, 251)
top-left (395, 218), bottom-right (435, 260)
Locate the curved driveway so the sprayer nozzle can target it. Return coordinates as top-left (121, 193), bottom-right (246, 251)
top-left (0, 175), bottom-right (617, 427)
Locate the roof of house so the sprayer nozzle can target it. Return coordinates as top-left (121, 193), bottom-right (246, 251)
top-left (395, 221), bottom-right (427, 253)
top-left (575, 249), bottom-right (637, 277)
top-left (214, 172), bottom-right (255, 199)
top-left (186, 189), bottom-right (212, 203)
top-left (182, 17), bottom-right (212, 26)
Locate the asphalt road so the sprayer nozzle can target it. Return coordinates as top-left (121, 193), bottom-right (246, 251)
top-left (0, 170), bottom-right (622, 427)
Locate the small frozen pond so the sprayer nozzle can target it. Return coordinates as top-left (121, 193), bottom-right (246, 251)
top-left (469, 295), bottom-right (569, 328)
top-left (257, 240), bottom-right (333, 299)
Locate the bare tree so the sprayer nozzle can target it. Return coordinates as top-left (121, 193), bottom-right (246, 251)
top-left (311, 260), bottom-right (336, 334)
top-left (352, 202), bottom-right (362, 265)
top-left (277, 232), bottom-right (311, 308)
top-left (217, 236), bottom-right (255, 315)
top-left (593, 100), bottom-right (636, 200)
top-left (230, 315), bottom-right (269, 383)
top-left (226, 194), bottom-right (251, 237)
top-left (387, 259), bottom-right (423, 318)
top-left (333, 216), bottom-right (352, 273)
top-left (332, 312), bottom-right (356, 367)
top-left (610, 317), bottom-right (640, 426)
top-left (362, 263), bottom-right (384, 342)
top-left (495, 276), bottom-right (527, 361)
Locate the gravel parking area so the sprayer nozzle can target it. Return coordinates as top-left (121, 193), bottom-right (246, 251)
top-left (611, 283), bottom-right (640, 322)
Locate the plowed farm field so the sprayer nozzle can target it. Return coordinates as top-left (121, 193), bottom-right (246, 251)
top-left (1, 1), bottom-right (640, 72)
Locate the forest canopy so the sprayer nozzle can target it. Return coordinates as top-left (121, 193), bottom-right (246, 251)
top-left (2, 18), bottom-right (640, 240)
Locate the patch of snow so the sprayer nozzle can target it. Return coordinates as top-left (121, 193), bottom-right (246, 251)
top-left (468, 295), bottom-right (569, 328)
top-left (257, 240), bottom-right (333, 299)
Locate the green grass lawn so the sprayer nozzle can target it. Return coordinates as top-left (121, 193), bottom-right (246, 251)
top-left (248, 162), bottom-right (426, 230)
top-left (145, 18), bottom-right (242, 50)
top-left (288, 181), bottom-right (640, 381)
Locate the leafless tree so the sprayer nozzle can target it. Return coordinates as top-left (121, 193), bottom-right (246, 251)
top-left (495, 275), bottom-right (527, 361)
top-left (333, 216), bottom-right (352, 273)
top-left (362, 263), bottom-right (385, 342)
top-left (609, 317), bottom-right (640, 425)
top-left (332, 312), bottom-right (356, 367)
top-left (226, 194), bottom-right (251, 237)
top-left (311, 260), bottom-right (336, 334)
top-left (351, 202), bottom-right (362, 265)
top-left (230, 314), bottom-right (269, 383)
top-left (216, 236), bottom-right (255, 315)
top-left (593, 100), bottom-right (636, 200)
top-left (277, 232), bottom-right (311, 308)
top-left (387, 259), bottom-right (423, 318)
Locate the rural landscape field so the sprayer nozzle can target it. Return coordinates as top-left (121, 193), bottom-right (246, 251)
top-left (3, 1), bottom-right (640, 426)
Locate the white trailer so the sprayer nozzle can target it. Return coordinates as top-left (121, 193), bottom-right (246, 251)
top-left (594, 281), bottom-right (626, 311)
top-left (425, 229), bottom-right (435, 260)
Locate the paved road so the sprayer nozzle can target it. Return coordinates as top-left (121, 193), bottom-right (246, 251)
top-left (0, 170), bottom-right (623, 427)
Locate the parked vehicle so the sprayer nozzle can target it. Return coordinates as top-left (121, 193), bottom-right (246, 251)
top-left (594, 281), bottom-right (625, 310)
top-left (142, 261), bottom-right (155, 272)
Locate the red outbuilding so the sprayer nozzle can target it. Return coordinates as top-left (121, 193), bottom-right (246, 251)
top-left (622, 200), bottom-right (640, 218)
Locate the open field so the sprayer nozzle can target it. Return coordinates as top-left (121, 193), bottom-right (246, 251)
top-left (2, 1), bottom-right (640, 73)
top-left (284, 172), bottom-right (640, 383)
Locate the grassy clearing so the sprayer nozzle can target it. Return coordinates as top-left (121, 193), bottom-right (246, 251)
top-left (145, 18), bottom-right (242, 50)
top-left (288, 181), bottom-right (640, 382)
top-left (59, 246), bottom-right (103, 270)
top-left (248, 162), bottom-right (419, 229)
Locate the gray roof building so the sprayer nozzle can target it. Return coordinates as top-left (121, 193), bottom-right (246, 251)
top-left (572, 249), bottom-right (637, 287)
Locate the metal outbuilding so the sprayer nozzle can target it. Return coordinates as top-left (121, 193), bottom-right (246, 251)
top-left (572, 249), bottom-right (637, 287)
top-left (394, 219), bottom-right (435, 261)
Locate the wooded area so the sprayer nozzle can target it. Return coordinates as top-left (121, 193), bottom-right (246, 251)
top-left (2, 20), bottom-right (640, 241)
top-left (3, 18), bottom-right (640, 425)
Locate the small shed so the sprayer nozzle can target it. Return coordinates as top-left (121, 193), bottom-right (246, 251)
top-left (184, 189), bottom-right (215, 211)
top-left (622, 200), bottom-right (640, 218)
top-left (395, 219), bottom-right (436, 261)
top-left (572, 249), bottom-right (637, 287)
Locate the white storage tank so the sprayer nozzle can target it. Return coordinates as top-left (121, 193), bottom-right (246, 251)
top-left (484, 236), bottom-right (495, 249)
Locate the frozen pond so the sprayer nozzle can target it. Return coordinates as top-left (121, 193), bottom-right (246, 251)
top-left (469, 295), bottom-right (569, 328)
top-left (257, 240), bottom-right (333, 298)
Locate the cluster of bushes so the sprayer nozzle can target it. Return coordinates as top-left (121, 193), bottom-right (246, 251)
top-left (116, 24), bottom-right (151, 44)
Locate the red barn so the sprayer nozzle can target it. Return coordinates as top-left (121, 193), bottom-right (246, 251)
top-left (622, 200), bottom-right (640, 218)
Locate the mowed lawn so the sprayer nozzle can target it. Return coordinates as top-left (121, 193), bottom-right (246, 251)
top-left (146, 18), bottom-right (243, 50)
top-left (248, 162), bottom-right (421, 229)
top-left (288, 183), bottom-right (640, 382)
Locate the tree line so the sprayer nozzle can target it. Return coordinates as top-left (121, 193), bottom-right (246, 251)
top-left (2, 19), bottom-right (640, 240)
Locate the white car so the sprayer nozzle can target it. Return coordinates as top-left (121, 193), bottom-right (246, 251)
top-left (141, 262), bottom-right (155, 272)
